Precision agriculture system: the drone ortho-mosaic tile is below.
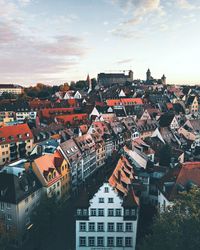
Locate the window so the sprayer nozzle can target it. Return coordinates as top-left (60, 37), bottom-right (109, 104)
top-left (104, 187), bottom-right (109, 193)
top-left (79, 237), bottom-right (86, 247)
top-left (108, 197), bottom-right (113, 203)
top-left (125, 209), bottom-right (130, 216)
top-left (89, 222), bottom-right (95, 232)
top-left (90, 209), bottom-right (96, 216)
top-left (131, 209), bottom-right (136, 216)
top-left (7, 214), bottom-right (12, 221)
top-left (99, 198), bottom-right (104, 203)
top-left (88, 237), bottom-right (95, 247)
top-left (108, 209), bottom-right (114, 216)
top-left (0, 202), bottom-right (4, 211)
top-left (116, 237), bottom-right (123, 247)
top-left (79, 222), bottom-right (86, 232)
top-left (107, 223), bottom-right (114, 232)
top-left (116, 209), bottom-right (121, 216)
top-left (98, 209), bottom-right (104, 216)
top-left (125, 237), bottom-right (132, 247)
top-left (97, 237), bottom-right (104, 247)
top-left (107, 237), bottom-right (114, 247)
top-left (6, 203), bottom-right (11, 209)
top-left (126, 223), bottom-right (132, 232)
top-left (116, 223), bottom-right (123, 232)
top-left (97, 222), bottom-right (104, 232)
top-left (83, 209), bottom-right (88, 216)
top-left (77, 209), bottom-right (82, 216)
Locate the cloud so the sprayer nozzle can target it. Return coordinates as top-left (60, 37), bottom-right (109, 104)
top-left (0, 0), bottom-right (87, 83)
top-left (116, 58), bottom-right (133, 64)
top-left (113, 0), bottom-right (161, 23)
top-left (176, 0), bottom-right (195, 10)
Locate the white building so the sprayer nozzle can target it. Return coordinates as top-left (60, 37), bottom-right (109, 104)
top-left (75, 183), bottom-right (139, 250)
top-left (15, 111), bottom-right (37, 122)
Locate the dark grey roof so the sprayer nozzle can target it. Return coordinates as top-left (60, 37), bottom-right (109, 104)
top-left (0, 169), bottom-right (41, 204)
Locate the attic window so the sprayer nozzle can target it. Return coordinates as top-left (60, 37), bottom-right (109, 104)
top-left (25, 185), bottom-right (28, 192)
top-left (26, 133), bottom-right (30, 137)
top-left (66, 150), bottom-right (70, 154)
top-left (9, 136), bottom-right (14, 140)
top-left (18, 134), bottom-right (22, 139)
top-left (33, 181), bottom-right (36, 187)
top-left (0, 137), bottom-right (5, 142)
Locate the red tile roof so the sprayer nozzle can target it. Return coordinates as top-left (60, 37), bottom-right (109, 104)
top-left (41, 108), bottom-right (75, 118)
top-left (106, 98), bottom-right (143, 106)
top-left (56, 113), bottom-right (88, 125)
top-left (0, 124), bottom-right (33, 145)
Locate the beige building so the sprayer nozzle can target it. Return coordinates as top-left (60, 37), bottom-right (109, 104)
top-left (0, 124), bottom-right (34, 166)
top-left (0, 84), bottom-right (23, 95)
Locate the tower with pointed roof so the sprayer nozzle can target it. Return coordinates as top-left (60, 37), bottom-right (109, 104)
top-left (146, 68), bottom-right (151, 82)
top-left (161, 74), bottom-right (166, 85)
top-left (87, 74), bottom-right (92, 93)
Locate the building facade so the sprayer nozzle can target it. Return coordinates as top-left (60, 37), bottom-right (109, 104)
top-left (76, 183), bottom-right (138, 250)
top-left (0, 124), bottom-right (34, 166)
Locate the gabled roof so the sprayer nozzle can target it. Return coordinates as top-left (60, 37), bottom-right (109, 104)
top-left (159, 162), bottom-right (200, 201)
top-left (159, 113), bottom-right (175, 127)
top-left (34, 153), bottom-right (61, 186)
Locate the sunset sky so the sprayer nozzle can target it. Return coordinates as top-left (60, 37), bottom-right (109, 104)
top-left (0, 0), bottom-right (200, 85)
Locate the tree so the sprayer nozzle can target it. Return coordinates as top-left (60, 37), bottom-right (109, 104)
top-left (159, 144), bottom-right (171, 167)
top-left (139, 188), bottom-right (200, 250)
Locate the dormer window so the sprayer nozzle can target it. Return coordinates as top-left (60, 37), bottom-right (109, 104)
top-left (32, 181), bottom-right (36, 187)
top-left (53, 170), bottom-right (56, 178)
top-left (26, 133), bottom-right (30, 137)
top-left (17, 134), bottom-right (22, 139)
top-left (9, 136), bottom-right (14, 140)
top-left (48, 173), bottom-right (52, 181)
top-left (25, 185), bottom-right (28, 192)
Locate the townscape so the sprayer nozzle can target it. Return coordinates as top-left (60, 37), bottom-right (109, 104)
top-left (0, 69), bottom-right (200, 250)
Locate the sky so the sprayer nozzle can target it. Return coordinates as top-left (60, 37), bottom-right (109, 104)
top-left (0, 0), bottom-right (200, 86)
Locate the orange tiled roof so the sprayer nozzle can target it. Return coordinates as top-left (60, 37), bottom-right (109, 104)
top-left (56, 113), bottom-right (88, 124)
top-left (0, 123), bottom-right (33, 145)
top-left (109, 156), bottom-right (135, 195)
top-left (41, 108), bottom-right (75, 118)
top-left (166, 103), bottom-right (173, 110)
top-left (106, 98), bottom-right (143, 106)
top-left (34, 153), bottom-right (61, 186)
top-left (176, 162), bottom-right (200, 186)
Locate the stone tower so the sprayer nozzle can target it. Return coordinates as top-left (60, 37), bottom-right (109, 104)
top-left (87, 74), bottom-right (92, 93)
top-left (128, 70), bottom-right (134, 81)
top-left (146, 69), bottom-right (151, 81)
top-left (161, 74), bottom-right (166, 85)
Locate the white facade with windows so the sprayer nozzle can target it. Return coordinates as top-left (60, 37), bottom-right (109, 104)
top-left (75, 183), bottom-right (138, 250)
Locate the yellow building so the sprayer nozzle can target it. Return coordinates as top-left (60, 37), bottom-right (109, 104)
top-left (54, 150), bottom-right (71, 199)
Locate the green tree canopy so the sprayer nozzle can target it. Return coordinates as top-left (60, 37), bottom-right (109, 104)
top-left (139, 188), bottom-right (200, 250)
